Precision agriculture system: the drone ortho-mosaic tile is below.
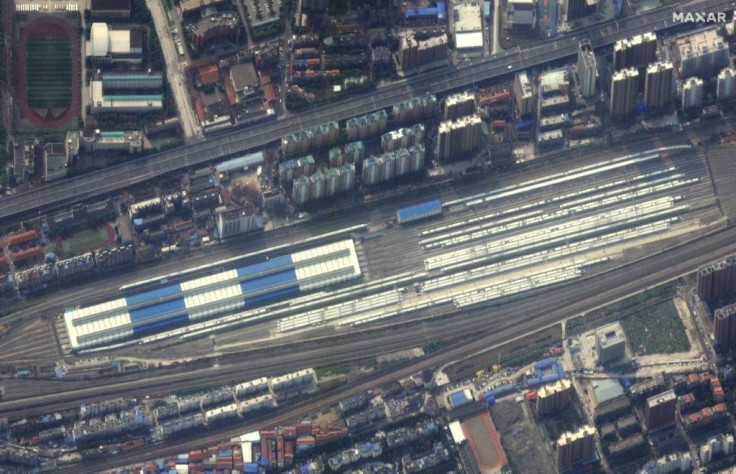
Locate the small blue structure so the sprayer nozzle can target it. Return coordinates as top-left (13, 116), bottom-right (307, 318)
top-left (405, 2), bottom-right (446, 20)
top-left (527, 358), bottom-right (565, 387)
top-left (397, 200), bottom-right (442, 224)
top-left (449, 390), bottom-right (471, 407)
top-left (485, 395), bottom-right (496, 405)
top-left (483, 383), bottom-right (516, 399)
top-left (515, 119), bottom-right (533, 130)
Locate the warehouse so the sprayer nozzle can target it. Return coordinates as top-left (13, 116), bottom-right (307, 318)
top-left (63, 240), bottom-right (361, 350)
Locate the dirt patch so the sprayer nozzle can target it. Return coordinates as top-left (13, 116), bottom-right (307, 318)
top-left (490, 399), bottom-right (555, 474)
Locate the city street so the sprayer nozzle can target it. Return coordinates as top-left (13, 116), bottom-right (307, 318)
top-left (146, 0), bottom-right (202, 141)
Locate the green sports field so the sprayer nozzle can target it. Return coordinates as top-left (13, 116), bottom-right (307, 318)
top-left (26, 38), bottom-right (72, 108)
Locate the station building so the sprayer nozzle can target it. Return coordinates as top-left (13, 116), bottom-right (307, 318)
top-left (63, 240), bottom-right (361, 350)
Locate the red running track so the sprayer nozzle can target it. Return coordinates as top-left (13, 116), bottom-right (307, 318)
top-left (17, 16), bottom-right (79, 128)
top-left (462, 411), bottom-right (508, 471)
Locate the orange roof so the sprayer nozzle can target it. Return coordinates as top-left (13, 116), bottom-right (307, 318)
top-left (716, 403), bottom-right (725, 412)
top-left (688, 374), bottom-right (697, 383)
top-left (700, 373), bottom-right (710, 382)
top-left (689, 414), bottom-right (698, 422)
top-left (198, 64), bottom-right (220, 85)
top-left (263, 84), bottom-right (276, 103)
top-left (711, 377), bottom-right (720, 386)
top-left (224, 78), bottom-right (237, 106)
top-left (194, 97), bottom-right (206, 123)
top-left (260, 74), bottom-right (271, 85)
top-left (702, 408), bottom-right (711, 416)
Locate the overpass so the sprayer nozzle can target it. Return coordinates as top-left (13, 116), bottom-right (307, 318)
top-left (0, 0), bottom-right (730, 224)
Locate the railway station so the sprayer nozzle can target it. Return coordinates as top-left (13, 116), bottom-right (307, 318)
top-left (63, 240), bottom-right (361, 350)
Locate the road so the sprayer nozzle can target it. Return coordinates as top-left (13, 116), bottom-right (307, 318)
top-left (0, 0), bottom-right (730, 225)
top-left (146, 0), bottom-right (202, 141)
top-left (491, 0), bottom-right (501, 55)
top-left (37, 222), bottom-right (736, 472)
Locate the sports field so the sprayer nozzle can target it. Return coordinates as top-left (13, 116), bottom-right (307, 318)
top-left (462, 411), bottom-right (507, 472)
top-left (26, 38), bottom-right (72, 108)
top-left (57, 225), bottom-right (115, 256)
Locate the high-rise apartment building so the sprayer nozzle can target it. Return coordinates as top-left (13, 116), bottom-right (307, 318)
top-left (609, 67), bottom-right (639, 117)
top-left (577, 39), bottom-right (597, 98)
top-left (643, 61), bottom-right (673, 110)
top-left (556, 425), bottom-right (596, 470)
top-left (613, 32), bottom-right (657, 70)
top-left (645, 390), bottom-right (677, 432)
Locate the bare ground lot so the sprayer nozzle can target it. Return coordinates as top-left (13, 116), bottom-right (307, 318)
top-left (490, 399), bottom-right (555, 474)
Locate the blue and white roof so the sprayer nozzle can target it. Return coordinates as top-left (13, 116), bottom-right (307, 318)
top-left (64, 240), bottom-right (361, 350)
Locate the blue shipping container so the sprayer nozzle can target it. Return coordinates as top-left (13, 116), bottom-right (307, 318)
top-left (485, 395), bottom-right (496, 405)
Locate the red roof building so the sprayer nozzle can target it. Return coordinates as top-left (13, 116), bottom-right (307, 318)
top-left (198, 64), bottom-right (220, 85)
top-left (6, 230), bottom-right (38, 247)
top-left (224, 78), bottom-right (237, 106)
top-left (263, 84), bottom-right (276, 106)
top-left (11, 246), bottom-right (43, 263)
top-left (194, 97), bottom-right (206, 123)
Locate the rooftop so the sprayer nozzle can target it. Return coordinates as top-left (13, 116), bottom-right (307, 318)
top-left (646, 389), bottom-right (676, 407)
top-left (595, 321), bottom-right (626, 348)
top-left (677, 27), bottom-right (725, 59)
top-left (454, 1), bottom-right (482, 33)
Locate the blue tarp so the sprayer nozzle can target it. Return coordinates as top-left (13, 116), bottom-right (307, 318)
top-left (245, 464), bottom-right (260, 473)
top-left (397, 200), bottom-right (442, 224)
top-left (236, 255), bottom-right (293, 279)
top-left (129, 297), bottom-right (186, 323)
top-left (126, 283), bottom-right (182, 306)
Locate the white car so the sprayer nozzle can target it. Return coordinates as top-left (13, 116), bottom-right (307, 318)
top-left (507, 65), bottom-right (513, 69)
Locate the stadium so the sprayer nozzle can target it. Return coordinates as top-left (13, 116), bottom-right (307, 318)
top-left (17, 15), bottom-right (80, 128)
